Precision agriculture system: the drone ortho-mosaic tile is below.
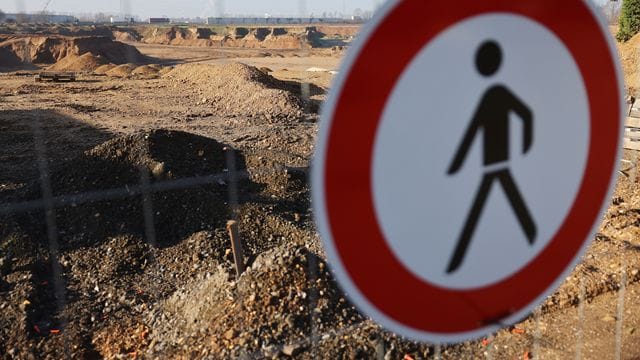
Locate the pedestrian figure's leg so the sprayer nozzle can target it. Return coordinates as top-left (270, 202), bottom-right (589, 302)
top-left (447, 173), bottom-right (496, 274)
top-left (497, 170), bottom-right (537, 243)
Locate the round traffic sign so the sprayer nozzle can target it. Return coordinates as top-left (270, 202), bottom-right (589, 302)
top-left (312, 0), bottom-right (624, 342)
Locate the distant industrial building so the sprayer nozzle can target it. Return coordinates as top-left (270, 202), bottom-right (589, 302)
top-left (110, 16), bottom-right (135, 24)
top-left (170, 17), bottom-right (207, 24)
top-left (206, 17), bottom-right (356, 25)
top-left (1, 13), bottom-right (78, 24)
top-left (148, 18), bottom-right (171, 24)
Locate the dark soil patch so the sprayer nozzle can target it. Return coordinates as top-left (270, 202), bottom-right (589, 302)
top-left (14, 129), bottom-right (242, 249)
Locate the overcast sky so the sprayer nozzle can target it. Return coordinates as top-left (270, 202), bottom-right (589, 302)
top-left (0, 0), bottom-right (616, 18)
top-left (0, 0), bottom-right (385, 18)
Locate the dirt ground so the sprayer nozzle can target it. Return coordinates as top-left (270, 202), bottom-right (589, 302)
top-left (0, 33), bottom-right (639, 360)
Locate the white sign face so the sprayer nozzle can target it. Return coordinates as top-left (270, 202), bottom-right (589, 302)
top-left (372, 14), bottom-right (589, 289)
top-left (313, 0), bottom-right (623, 343)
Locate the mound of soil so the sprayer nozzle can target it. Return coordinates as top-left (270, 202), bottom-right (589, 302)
top-left (131, 65), bottom-right (161, 78)
top-left (0, 35), bottom-right (146, 68)
top-left (314, 25), bottom-right (360, 37)
top-left (146, 244), bottom-right (365, 358)
top-left (67, 36), bottom-right (147, 64)
top-left (0, 38), bottom-right (36, 67)
top-left (105, 63), bottom-right (137, 77)
top-left (164, 63), bottom-right (308, 120)
top-left (618, 33), bottom-right (640, 94)
top-left (0, 43), bottom-right (24, 67)
top-left (140, 26), bottom-right (317, 49)
top-left (139, 26), bottom-right (217, 47)
top-left (112, 30), bottom-right (140, 43)
top-left (219, 27), bottom-right (314, 49)
top-left (16, 129), bottom-right (235, 248)
top-left (93, 63), bottom-right (116, 75)
top-left (140, 26), bottom-right (198, 45)
top-left (47, 52), bottom-right (108, 72)
top-left (158, 66), bottom-right (174, 76)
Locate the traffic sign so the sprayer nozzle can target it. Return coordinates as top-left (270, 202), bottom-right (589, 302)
top-left (312, 0), bottom-right (624, 342)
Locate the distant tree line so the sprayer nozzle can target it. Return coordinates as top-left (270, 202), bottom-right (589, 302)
top-left (618, 0), bottom-right (640, 42)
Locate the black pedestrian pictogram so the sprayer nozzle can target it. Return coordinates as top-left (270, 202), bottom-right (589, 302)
top-left (446, 40), bottom-right (537, 274)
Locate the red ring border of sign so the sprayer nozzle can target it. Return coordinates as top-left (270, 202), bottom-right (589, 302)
top-left (314, 0), bottom-right (623, 341)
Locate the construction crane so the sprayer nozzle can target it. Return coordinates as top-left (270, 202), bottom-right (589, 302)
top-left (42, 0), bottom-right (54, 13)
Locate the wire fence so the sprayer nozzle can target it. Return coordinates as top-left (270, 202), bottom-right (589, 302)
top-left (0, 0), bottom-right (638, 359)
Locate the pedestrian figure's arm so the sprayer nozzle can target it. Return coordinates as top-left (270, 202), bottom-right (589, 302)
top-left (448, 116), bottom-right (481, 175)
top-left (511, 94), bottom-right (533, 154)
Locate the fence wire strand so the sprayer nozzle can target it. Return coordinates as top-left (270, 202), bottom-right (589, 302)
top-left (31, 115), bottom-right (71, 359)
top-left (615, 260), bottom-right (627, 360)
top-left (576, 275), bottom-right (586, 360)
top-left (139, 166), bottom-right (158, 248)
top-left (293, 1), bottom-right (322, 355)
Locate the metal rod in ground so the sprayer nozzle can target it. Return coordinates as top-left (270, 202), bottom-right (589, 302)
top-left (632, 149), bottom-right (638, 183)
top-left (226, 220), bottom-right (245, 277)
